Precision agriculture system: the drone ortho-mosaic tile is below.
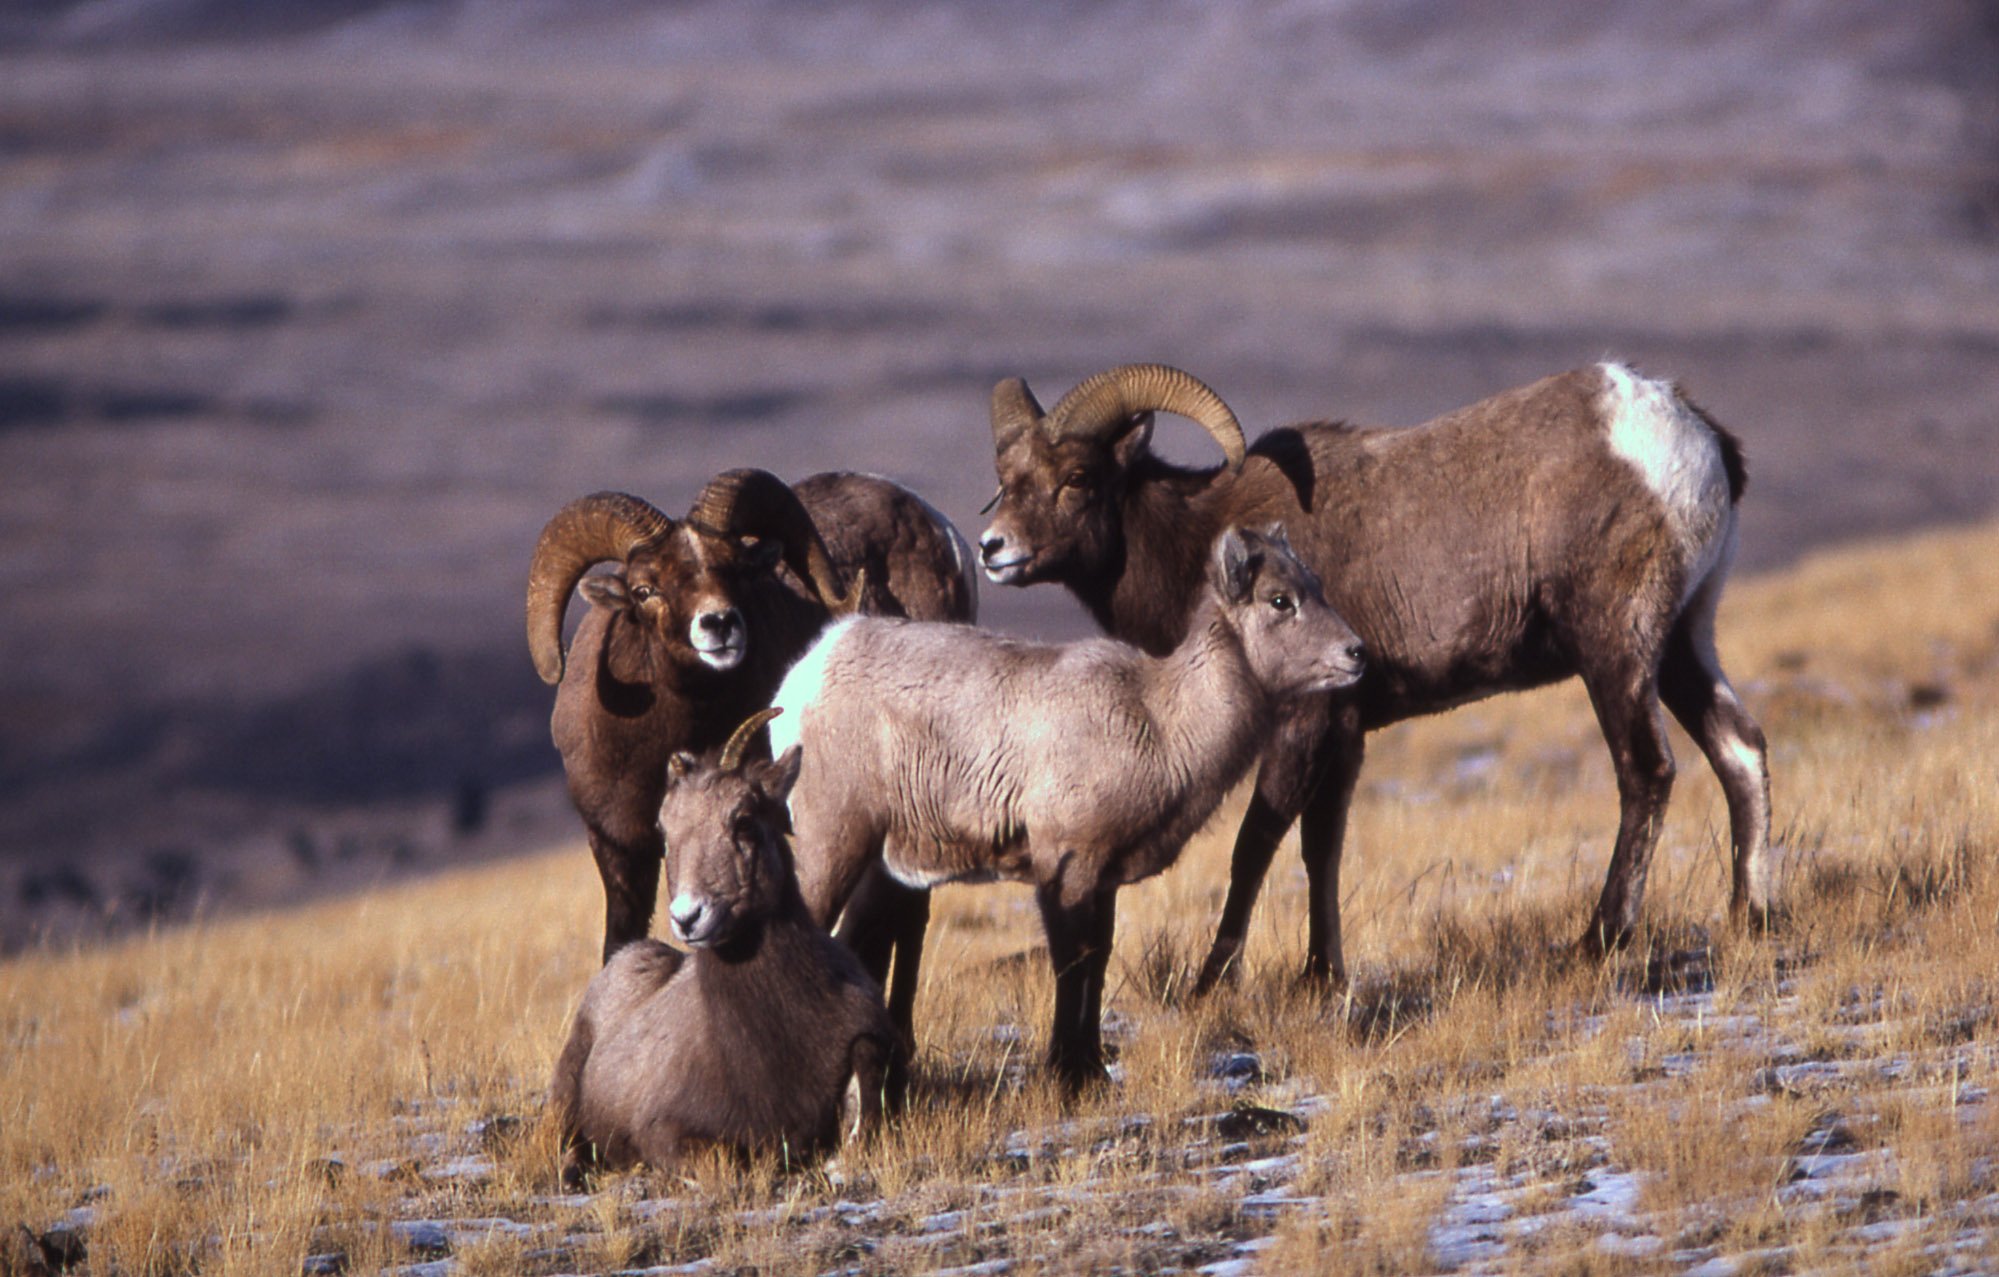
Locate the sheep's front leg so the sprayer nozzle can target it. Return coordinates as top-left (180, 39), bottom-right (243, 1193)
top-left (1195, 697), bottom-right (1338, 994)
top-left (1035, 871), bottom-right (1118, 1093)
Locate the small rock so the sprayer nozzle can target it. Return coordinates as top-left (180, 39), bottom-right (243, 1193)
top-left (1214, 1105), bottom-right (1305, 1140)
top-left (301, 1252), bottom-right (349, 1276)
top-left (1206, 1052), bottom-right (1266, 1086)
top-left (36, 1225), bottom-right (84, 1271)
top-left (2, 1224), bottom-right (53, 1277)
top-left (308, 1157), bottom-right (347, 1186)
top-left (473, 1115), bottom-right (526, 1151)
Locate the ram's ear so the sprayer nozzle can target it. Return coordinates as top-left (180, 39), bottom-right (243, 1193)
top-left (739, 535), bottom-right (784, 572)
top-left (756, 745), bottom-right (803, 804)
top-left (579, 572), bottom-right (630, 610)
top-left (1208, 527), bottom-right (1261, 603)
top-left (1111, 411), bottom-right (1155, 470)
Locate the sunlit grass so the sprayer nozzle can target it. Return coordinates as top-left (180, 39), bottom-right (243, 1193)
top-left (5, 520), bottom-right (1998, 1273)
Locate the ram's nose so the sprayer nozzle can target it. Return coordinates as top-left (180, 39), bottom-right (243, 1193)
top-left (979, 531), bottom-right (1031, 583)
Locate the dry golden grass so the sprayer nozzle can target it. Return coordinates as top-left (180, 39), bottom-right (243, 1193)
top-left (5, 520), bottom-right (1998, 1274)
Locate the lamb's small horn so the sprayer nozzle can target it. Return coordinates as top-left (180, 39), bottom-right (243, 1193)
top-left (719, 707), bottom-right (783, 772)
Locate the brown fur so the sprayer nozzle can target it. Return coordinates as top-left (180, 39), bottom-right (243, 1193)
top-left (543, 472), bottom-right (974, 976)
top-left (774, 527), bottom-right (1364, 1088)
top-left (550, 744), bottom-right (900, 1179)
top-left (978, 364), bottom-right (1773, 987)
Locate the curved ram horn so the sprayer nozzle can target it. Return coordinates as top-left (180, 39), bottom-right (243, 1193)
top-left (1044, 363), bottom-right (1246, 472)
top-left (719, 707), bottom-right (783, 772)
top-left (686, 469), bottom-right (852, 613)
top-left (990, 375), bottom-right (1045, 457)
top-left (526, 491), bottom-right (675, 685)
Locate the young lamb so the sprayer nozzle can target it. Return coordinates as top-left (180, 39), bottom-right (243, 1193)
top-left (770, 526), bottom-right (1365, 1088)
top-left (549, 710), bottom-right (902, 1177)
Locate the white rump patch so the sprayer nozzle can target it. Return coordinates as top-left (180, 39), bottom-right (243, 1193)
top-left (1598, 362), bottom-right (1734, 592)
top-left (769, 615), bottom-right (862, 759)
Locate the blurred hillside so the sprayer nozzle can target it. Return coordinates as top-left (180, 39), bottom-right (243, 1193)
top-left (1, 0), bottom-right (1994, 946)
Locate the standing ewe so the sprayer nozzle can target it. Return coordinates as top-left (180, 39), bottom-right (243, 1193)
top-left (975, 362), bottom-right (1771, 989)
top-left (527, 468), bottom-right (976, 1009)
top-left (771, 526), bottom-right (1365, 1088)
top-left (550, 710), bottom-right (901, 1179)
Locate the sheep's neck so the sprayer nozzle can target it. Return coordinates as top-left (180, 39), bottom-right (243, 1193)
top-left (1085, 459), bottom-right (1230, 657)
top-left (1138, 601), bottom-right (1272, 810)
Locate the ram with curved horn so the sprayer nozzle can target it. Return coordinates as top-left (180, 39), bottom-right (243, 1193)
top-left (528, 467), bottom-right (979, 1024)
top-left (978, 361), bottom-right (1771, 987)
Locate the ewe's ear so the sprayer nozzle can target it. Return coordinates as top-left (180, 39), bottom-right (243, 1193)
top-left (579, 572), bottom-right (630, 610)
top-left (758, 746), bottom-right (804, 804)
top-left (1210, 528), bottom-right (1262, 603)
top-left (665, 752), bottom-right (698, 787)
top-left (1111, 411), bottom-right (1155, 470)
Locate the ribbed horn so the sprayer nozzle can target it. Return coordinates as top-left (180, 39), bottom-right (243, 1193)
top-left (1044, 363), bottom-right (1245, 471)
top-left (719, 707), bottom-right (782, 772)
top-left (526, 492), bottom-right (675, 685)
top-left (990, 376), bottom-right (1045, 456)
top-left (686, 469), bottom-right (852, 613)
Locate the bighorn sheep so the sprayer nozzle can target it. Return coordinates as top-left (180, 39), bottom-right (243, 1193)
top-left (976, 362), bottom-right (1772, 989)
top-left (550, 710), bottom-right (901, 1178)
top-left (771, 526), bottom-right (1365, 1088)
top-left (526, 467), bottom-right (977, 1027)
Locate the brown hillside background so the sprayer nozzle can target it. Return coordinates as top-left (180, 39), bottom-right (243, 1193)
top-left (1, 0), bottom-right (1995, 948)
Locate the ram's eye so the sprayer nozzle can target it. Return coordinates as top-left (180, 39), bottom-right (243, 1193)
top-left (1269, 593), bottom-right (1294, 614)
top-left (1059, 471), bottom-right (1089, 491)
top-left (631, 585), bottom-right (657, 603)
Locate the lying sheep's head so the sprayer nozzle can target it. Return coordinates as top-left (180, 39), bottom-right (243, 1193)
top-left (527, 470), bottom-right (859, 685)
top-left (978, 363), bottom-right (1246, 588)
top-left (1208, 525), bottom-right (1366, 696)
top-left (658, 708), bottom-right (802, 953)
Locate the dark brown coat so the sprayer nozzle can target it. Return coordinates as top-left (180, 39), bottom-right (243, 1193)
top-left (977, 362), bottom-right (1771, 986)
top-left (528, 471), bottom-right (976, 985)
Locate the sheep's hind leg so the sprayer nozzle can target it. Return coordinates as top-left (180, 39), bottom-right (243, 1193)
top-left (834, 858), bottom-right (930, 1049)
top-left (1659, 621), bottom-right (1773, 931)
top-left (1036, 875), bottom-right (1118, 1093)
top-left (1577, 662), bottom-right (1676, 958)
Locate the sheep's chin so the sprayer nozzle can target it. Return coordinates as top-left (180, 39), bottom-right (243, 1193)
top-left (982, 554), bottom-right (1034, 586)
top-left (694, 643), bottom-right (746, 671)
top-left (1300, 662), bottom-right (1365, 694)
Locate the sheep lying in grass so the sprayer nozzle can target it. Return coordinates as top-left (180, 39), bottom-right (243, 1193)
top-left (771, 526), bottom-right (1365, 1089)
top-left (550, 710), bottom-right (901, 1178)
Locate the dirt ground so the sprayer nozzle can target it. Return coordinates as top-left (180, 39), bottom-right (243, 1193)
top-left (1, 0), bottom-right (1995, 947)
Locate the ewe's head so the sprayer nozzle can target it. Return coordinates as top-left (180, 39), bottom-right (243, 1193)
top-left (978, 363), bottom-right (1246, 588)
top-left (1207, 525), bottom-right (1366, 696)
top-left (659, 708), bottom-right (802, 953)
top-left (527, 470), bottom-right (858, 684)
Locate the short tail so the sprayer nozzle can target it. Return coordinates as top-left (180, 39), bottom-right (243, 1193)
top-left (1679, 387), bottom-right (1748, 504)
